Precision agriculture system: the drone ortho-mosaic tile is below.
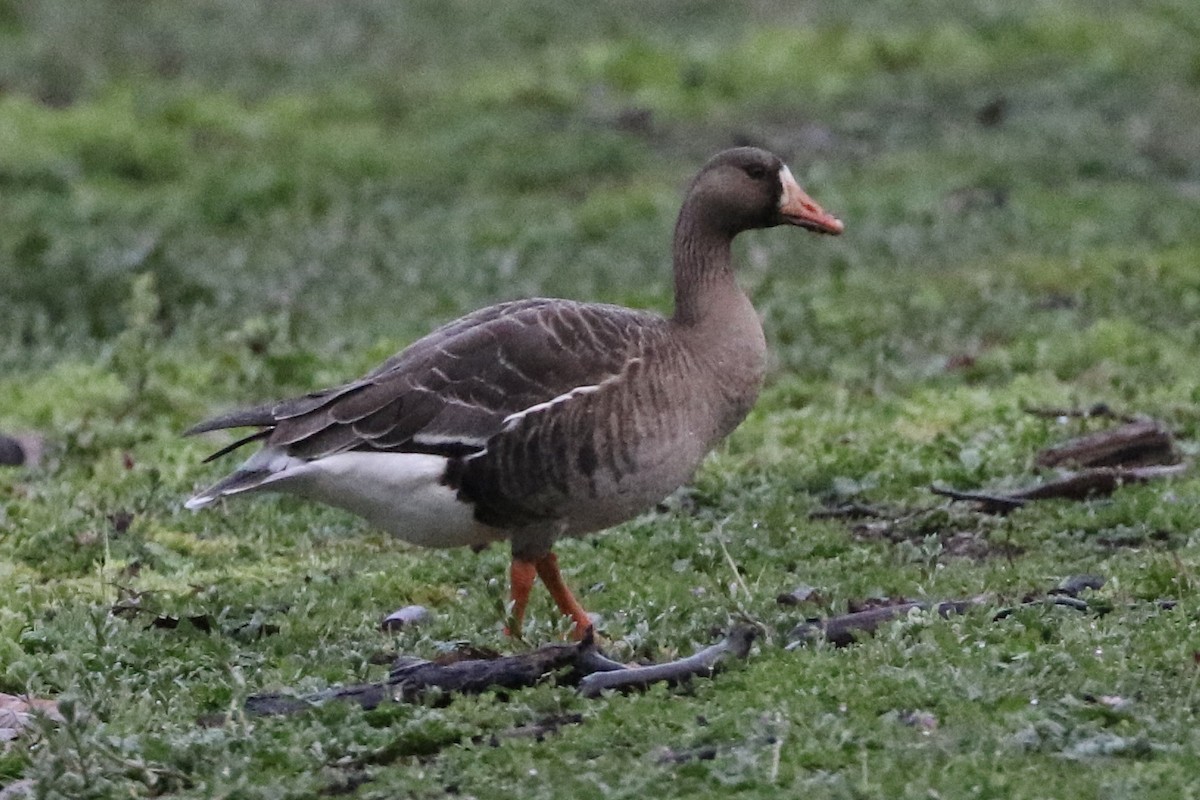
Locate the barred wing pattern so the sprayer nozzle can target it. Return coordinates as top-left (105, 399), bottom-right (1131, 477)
top-left (188, 299), bottom-right (668, 520)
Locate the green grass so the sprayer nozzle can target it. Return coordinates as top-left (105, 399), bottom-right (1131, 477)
top-left (3, 0), bottom-right (1200, 797)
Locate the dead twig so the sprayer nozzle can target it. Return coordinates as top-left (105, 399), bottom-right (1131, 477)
top-left (788, 575), bottom-right (1112, 648)
top-left (929, 485), bottom-right (1027, 513)
top-left (1021, 402), bottom-right (1137, 423)
top-left (481, 713), bottom-right (584, 743)
top-left (655, 744), bottom-right (720, 764)
top-left (787, 598), bottom-right (989, 648)
top-left (808, 502), bottom-right (892, 520)
top-left (931, 463), bottom-right (1189, 514)
top-left (578, 625), bottom-right (757, 698)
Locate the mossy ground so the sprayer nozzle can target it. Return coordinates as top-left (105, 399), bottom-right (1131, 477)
top-left (2, 1), bottom-right (1199, 797)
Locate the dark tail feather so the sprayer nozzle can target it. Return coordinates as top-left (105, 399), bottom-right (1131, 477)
top-left (184, 404), bottom-right (279, 436)
top-left (202, 429), bottom-right (272, 463)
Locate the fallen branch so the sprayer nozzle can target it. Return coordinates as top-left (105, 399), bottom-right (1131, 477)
top-left (931, 463), bottom-right (1189, 513)
top-left (1035, 420), bottom-right (1176, 468)
top-left (246, 638), bottom-right (595, 715)
top-left (787, 598), bottom-right (988, 648)
top-left (788, 576), bottom-right (1111, 648)
top-left (244, 626), bottom-right (754, 716)
top-left (578, 625), bottom-right (757, 698)
top-left (387, 642), bottom-right (588, 699)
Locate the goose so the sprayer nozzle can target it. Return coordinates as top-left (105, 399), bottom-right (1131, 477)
top-left (185, 147), bottom-right (843, 639)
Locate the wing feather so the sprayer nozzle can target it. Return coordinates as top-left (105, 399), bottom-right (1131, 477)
top-left (189, 299), bottom-right (664, 465)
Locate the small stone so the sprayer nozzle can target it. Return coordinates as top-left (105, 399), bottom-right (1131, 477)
top-left (381, 605), bottom-right (432, 632)
top-left (1053, 574), bottom-right (1106, 597)
top-left (1093, 694), bottom-right (1132, 712)
top-left (0, 434), bottom-right (45, 468)
top-left (899, 709), bottom-right (939, 733)
top-left (0, 779), bottom-right (35, 799)
top-left (0, 437), bottom-right (23, 466)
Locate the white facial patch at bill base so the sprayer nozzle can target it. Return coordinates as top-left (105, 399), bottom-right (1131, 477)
top-left (778, 165), bottom-right (799, 210)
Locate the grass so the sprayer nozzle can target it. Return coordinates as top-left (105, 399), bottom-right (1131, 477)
top-left (2, 0), bottom-right (1200, 797)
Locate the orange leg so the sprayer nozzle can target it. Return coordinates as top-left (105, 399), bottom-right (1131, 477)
top-left (532, 552), bottom-right (593, 641)
top-left (506, 558), bottom-right (538, 638)
top-left (505, 552), bottom-right (593, 640)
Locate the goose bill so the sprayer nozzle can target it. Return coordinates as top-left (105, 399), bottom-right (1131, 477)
top-left (778, 166), bottom-right (844, 235)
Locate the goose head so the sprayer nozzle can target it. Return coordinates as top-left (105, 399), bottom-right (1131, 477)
top-left (683, 147), bottom-right (843, 237)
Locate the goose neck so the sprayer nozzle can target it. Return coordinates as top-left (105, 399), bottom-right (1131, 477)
top-left (670, 209), bottom-right (737, 326)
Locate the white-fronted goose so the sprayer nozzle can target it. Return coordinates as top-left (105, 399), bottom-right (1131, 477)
top-left (185, 147), bottom-right (843, 638)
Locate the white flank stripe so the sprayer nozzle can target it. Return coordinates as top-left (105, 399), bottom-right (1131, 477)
top-left (412, 431), bottom-right (488, 447)
top-left (500, 383), bottom-right (601, 432)
top-left (499, 357), bottom-right (642, 433)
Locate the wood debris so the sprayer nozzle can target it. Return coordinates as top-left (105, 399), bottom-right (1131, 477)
top-left (787, 575), bottom-right (1112, 648)
top-left (931, 463), bottom-right (1188, 513)
top-left (245, 626), bottom-right (756, 716)
top-left (933, 416), bottom-right (1186, 513)
top-left (787, 598), bottom-right (989, 648)
top-left (578, 625), bottom-right (757, 697)
top-left (1034, 420), bottom-right (1177, 468)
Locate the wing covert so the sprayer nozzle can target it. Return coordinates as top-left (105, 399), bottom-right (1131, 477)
top-left (191, 299), bottom-right (665, 463)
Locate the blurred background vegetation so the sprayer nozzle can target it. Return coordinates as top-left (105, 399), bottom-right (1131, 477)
top-left (3, 0), bottom-right (1198, 378)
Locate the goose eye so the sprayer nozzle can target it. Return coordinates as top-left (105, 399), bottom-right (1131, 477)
top-left (743, 164), bottom-right (768, 180)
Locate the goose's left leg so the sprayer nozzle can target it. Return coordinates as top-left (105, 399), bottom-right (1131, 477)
top-left (506, 552), bottom-right (592, 640)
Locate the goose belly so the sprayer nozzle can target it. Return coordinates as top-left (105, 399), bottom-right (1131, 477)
top-left (559, 429), bottom-right (712, 536)
top-left (274, 452), bottom-right (502, 549)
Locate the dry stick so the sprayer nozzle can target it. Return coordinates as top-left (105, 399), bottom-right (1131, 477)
top-left (808, 502), bottom-right (892, 520)
top-left (788, 598), bottom-right (989, 648)
top-left (387, 641), bottom-right (586, 699)
top-left (1035, 420), bottom-right (1176, 468)
top-left (246, 639), bottom-right (592, 715)
top-left (768, 714), bottom-right (785, 784)
top-left (487, 713), bottom-right (585, 741)
top-left (712, 519), bottom-right (754, 603)
top-left (928, 486), bottom-right (1026, 513)
top-left (789, 576), bottom-right (1112, 648)
top-left (930, 463), bottom-right (1189, 514)
top-left (1020, 402), bottom-right (1138, 423)
top-left (578, 625), bottom-right (757, 698)
top-left (245, 626), bottom-right (756, 715)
